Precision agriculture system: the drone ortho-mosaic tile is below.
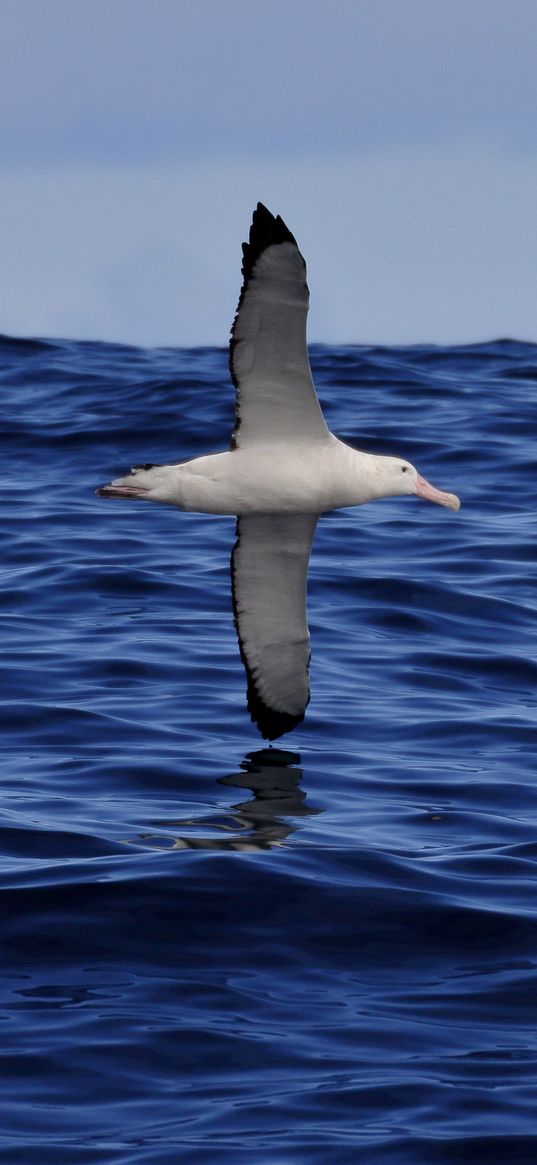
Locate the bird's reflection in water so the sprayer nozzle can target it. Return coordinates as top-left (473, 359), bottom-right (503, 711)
top-left (138, 748), bottom-right (321, 852)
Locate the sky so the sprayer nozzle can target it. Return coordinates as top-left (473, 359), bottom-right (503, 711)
top-left (1, 0), bottom-right (536, 347)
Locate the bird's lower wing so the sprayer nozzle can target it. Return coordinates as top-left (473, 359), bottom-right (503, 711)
top-left (231, 512), bottom-right (319, 740)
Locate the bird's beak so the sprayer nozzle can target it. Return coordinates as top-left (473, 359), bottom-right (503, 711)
top-left (416, 474), bottom-right (460, 511)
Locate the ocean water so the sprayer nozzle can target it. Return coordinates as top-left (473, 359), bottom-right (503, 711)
top-left (2, 333), bottom-right (537, 1164)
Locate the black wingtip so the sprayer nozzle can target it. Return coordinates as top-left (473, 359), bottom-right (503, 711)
top-left (246, 683), bottom-right (306, 741)
top-left (252, 202), bottom-right (297, 245)
top-left (241, 203), bottom-right (298, 283)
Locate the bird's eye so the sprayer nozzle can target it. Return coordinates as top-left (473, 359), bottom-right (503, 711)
top-left (401, 466), bottom-right (408, 474)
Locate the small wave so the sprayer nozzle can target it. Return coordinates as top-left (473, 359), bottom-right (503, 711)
top-left (1, 337), bottom-right (537, 1161)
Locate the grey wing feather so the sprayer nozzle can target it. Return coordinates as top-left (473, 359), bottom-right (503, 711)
top-left (231, 512), bottom-right (319, 739)
top-left (230, 204), bottom-right (329, 449)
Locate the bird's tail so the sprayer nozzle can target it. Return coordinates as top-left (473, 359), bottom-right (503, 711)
top-left (96, 462), bottom-right (164, 501)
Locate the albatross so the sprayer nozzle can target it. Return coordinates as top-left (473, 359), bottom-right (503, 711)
top-left (97, 203), bottom-right (460, 739)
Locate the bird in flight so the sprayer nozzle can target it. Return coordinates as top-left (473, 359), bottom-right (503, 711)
top-left (97, 203), bottom-right (459, 739)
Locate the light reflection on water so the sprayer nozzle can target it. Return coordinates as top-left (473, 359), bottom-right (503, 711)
top-left (134, 748), bottom-right (321, 851)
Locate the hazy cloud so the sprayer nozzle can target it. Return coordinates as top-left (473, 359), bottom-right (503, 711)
top-left (0, 2), bottom-right (535, 344)
top-left (1, 150), bottom-right (535, 346)
top-left (1, 0), bottom-right (537, 161)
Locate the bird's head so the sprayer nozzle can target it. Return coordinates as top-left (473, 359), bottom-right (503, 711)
top-left (378, 457), bottom-right (460, 511)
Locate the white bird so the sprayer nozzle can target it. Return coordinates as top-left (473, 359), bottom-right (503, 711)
top-left (97, 203), bottom-right (460, 739)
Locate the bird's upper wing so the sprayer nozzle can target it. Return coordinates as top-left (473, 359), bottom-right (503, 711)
top-left (230, 203), bottom-right (330, 449)
top-left (231, 512), bottom-right (319, 739)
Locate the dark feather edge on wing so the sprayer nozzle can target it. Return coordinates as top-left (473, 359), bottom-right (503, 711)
top-left (229, 203), bottom-right (299, 450)
top-left (231, 518), bottom-right (310, 740)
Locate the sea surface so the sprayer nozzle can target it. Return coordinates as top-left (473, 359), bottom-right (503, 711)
top-left (2, 334), bottom-right (537, 1163)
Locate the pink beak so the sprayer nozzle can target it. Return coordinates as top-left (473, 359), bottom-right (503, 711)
top-left (416, 474), bottom-right (460, 511)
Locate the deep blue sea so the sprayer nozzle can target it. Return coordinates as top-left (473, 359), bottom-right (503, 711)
top-left (2, 334), bottom-right (537, 1163)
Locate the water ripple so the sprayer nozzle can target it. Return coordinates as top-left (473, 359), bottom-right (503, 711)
top-left (1, 336), bottom-right (536, 1162)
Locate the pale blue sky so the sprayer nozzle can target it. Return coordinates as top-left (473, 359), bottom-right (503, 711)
top-left (1, 0), bottom-right (536, 346)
